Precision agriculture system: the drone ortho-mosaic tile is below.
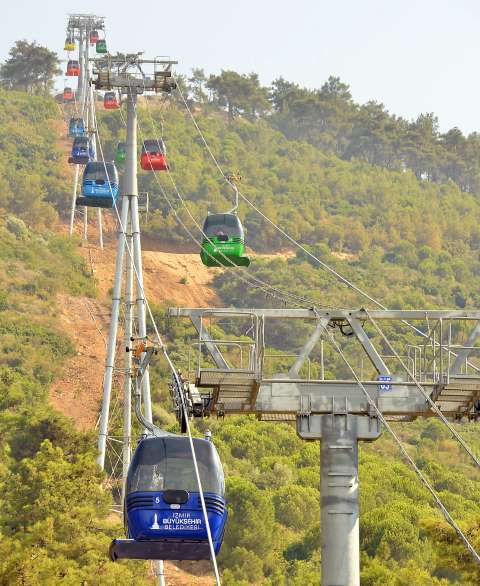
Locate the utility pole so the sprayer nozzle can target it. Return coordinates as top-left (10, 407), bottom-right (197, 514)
top-left (305, 414), bottom-right (380, 585)
top-left (93, 55), bottom-right (177, 586)
top-left (94, 53), bottom-right (177, 466)
top-left (121, 219), bottom-right (133, 503)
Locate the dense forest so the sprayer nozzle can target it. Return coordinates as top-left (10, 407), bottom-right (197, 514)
top-left (0, 61), bottom-right (480, 585)
top-left (182, 70), bottom-right (480, 193)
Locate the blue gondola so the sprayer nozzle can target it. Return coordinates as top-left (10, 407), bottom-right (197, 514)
top-left (77, 161), bottom-right (119, 208)
top-left (68, 117), bottom-right (86, 138)
top-left (110, 435), bottom-right (227, 561)
top-left (68, 136), bottom-right (94, 165)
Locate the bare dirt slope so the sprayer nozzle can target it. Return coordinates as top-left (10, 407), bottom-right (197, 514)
top-left (87, 240), bottom-right (221, 306)
top-left (51, 232), bottom-right (221, 429)
top-left (156, 561), bottom-right (214, 586)
top-left (50, 293), bottom-right (108, 430)
top-left (51, 225), bottom-right (292, 428)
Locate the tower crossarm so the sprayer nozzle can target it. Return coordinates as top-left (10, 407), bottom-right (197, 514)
top-left (168, 307), bottom-right (480, 420)
top-left (91, 56), bottom-right (178, 93)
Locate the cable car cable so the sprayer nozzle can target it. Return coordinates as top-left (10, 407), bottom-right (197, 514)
top-left (174, 78), bottom-right (384, 307)
top-left (319, 320), bottom-right (480, 566)
top-left (364, 310), bottom-right (480, 469)
top-left (137, 87), bottom-right (334, 309)
top-left (134, 115), bottom-right (311, 308)
top-left (138, 89), bottom-right (291, 284)
top-left (134, 85), bottom-right (305, 302)
top-left (116, 91), bottom-right (321, 308)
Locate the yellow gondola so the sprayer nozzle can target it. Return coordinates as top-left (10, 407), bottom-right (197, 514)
top-left (64, 37), bottom-right (75, 51)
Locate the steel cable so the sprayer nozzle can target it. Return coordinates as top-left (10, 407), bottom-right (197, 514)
top-left (364, 310), bottom-right (480, 469)
top-left (320, 321), bottom-right (480, 566)
top-left (137, 87), bottom-right (335, 309)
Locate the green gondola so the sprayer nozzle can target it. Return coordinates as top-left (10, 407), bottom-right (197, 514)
top-left (115, 142), bottom-right (126, 164)
top-left (96, 40), bottom-right (107, 54)
top-left (200, 213), bottom-right (250, 267)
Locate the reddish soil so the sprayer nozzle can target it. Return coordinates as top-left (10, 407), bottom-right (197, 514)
top-left (156, 561), bottom-right (215, 586)
top-left (50, 293), bottom-right (108, 430)
top-left (51, 230), bottom-right (221, 429)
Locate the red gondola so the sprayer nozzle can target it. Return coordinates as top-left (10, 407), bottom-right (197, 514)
top-left (90, 30), bottom-right (99, 44)
top-left (140, 139), bottom-right (168, 171)
top-left (66, 60), bottom-right (80, 76)
top-left (104, 92), bottom-right (119, 110)
top-left (63, 87), bottom-right (74, 102)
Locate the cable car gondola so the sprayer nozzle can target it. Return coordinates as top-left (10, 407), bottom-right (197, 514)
top-left (110, 435), bottom-right (227, 561)
top-left (63, 87), bottom-right (74, 102)
top-left (68, 117), bottom-right (86, 138)
top-left (68, 136), bottom-right (94, 165)
top-left (96, 39), bottom-right (107, 54)
top-left (115, 142), bottom-right (126, 164)
top-left (104, 92), bottom-right (119, 110)
top-left (66, 60), bottom-right (80, 76)
top-left (89, 30), bottom-right (99, 44)
top-left (77, 161), bottom-right (119, 208)
top-left (140, 139), bottom-right (168, 171)
top-left (64, 37), bottom-right (75, 51)
top-left (200, 213), bottom-right (251, 267)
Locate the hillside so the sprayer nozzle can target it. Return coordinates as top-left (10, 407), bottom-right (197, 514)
top-left (91, 97), bottom-right (480, 315)
top-left (0, 85), bottom-right (479, 586)
top-left (51, 236), bottom-right (220, 430)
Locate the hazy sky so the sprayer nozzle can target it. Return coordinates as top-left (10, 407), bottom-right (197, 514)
top-left (2, 0), bottom-right (479, 133)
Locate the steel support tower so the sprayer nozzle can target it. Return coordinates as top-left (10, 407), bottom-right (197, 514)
top-left (93, 54), bottom-right (176, 586)
top-left (169, 306), bottom-right (480, 585)
top-left (65, 14), bottom-right (105, 247)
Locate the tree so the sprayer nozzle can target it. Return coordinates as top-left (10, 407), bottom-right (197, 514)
top-left (221, 476), bottom-right (275, 556)
top-left (401, 113), bottom-right (442, 181)
top-left (273, 484), bottom-right (319, 530)
top-left (171, 73), bottom-right (191, 101)
top-left (188, 68), bottom-right (208, 103)
top-left (0, 40), bottom-right (61, 94)
top-left (440, 127), bottom-right (467, 187)
top-left (345, 101), bottom-right (405, 168)
top-left (0, 441), bottom-right (148, 585)
top-left (270, 77), bottom-right (300, 113)
top-left (276, 76), bottom-right (355, 154)
top-left (207, 70), bottom-right (269, 120)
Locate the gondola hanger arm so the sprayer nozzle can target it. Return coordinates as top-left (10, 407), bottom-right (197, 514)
top-left (226, 171), bottom-right (241, 214)
top-left (128, 337), bottom-right (158, 383)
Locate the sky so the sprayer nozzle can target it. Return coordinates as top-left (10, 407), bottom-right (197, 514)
top-left (2, 0), bottom-right (480, 133)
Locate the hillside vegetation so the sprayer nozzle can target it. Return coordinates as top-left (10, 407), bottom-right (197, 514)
top-left (94, 93), bottom-right (480, 313)
top-left (0, 91), bottom-right (149, 584)
top-left (0, 78), bottom-right (479, 585)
